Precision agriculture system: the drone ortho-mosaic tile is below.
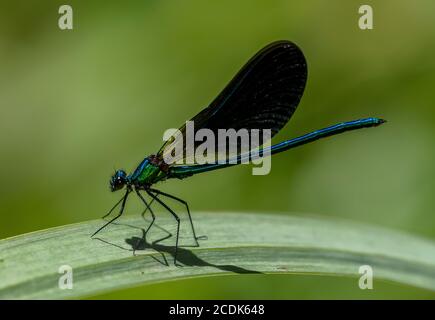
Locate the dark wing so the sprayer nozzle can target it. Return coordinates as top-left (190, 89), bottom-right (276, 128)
top-left (158, 40), bottom-right (307, 165)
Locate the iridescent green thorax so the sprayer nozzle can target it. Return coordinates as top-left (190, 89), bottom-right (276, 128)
top-left (129, 156), bottom-right (168, 187)
top-left (136, 163), bottom-right (161, 185)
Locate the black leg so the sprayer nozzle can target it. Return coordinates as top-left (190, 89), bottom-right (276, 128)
top-left (135, 189), bottom-right (173, 244)
top-left (145, 189), bottom-right (181, 266)
top-left (151, 232), bottom-right (172, 246)
top-left (135, 189), bottom-right (156, 235)
top-left (91, 189), bottom-right (130, 237)
top-left (101, 194), bottom-right (125, 219)
top-left (141, 197), bottom-right (156, 220)
top-left (149, 188), bottom-right (203, 246)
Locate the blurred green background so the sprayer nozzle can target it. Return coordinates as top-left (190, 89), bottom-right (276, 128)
top-left (1, 0), bottom-right (435, 299)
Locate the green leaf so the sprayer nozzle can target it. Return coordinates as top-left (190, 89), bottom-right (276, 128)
top-left (1, 212), bottom-right (435, 299)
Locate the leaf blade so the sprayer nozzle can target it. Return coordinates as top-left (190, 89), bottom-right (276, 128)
top-left (1, 212), bottom-right (435, 299)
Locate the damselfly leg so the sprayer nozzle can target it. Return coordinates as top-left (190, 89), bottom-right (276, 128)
top-left (135, 189), bottom-right (157, 235)
top-left (145, 189), bottom-right (181, 265)
top-left (92, 189), bottom-right (130, 237)
top-left (148, 188), bottom-right (205, 245)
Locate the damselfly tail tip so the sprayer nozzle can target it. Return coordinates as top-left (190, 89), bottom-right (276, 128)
top-left (375, 118), bottom-right (387, 126)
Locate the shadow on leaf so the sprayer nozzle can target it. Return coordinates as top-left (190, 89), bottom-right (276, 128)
top-left (95, 220), bottom-right (261, 274)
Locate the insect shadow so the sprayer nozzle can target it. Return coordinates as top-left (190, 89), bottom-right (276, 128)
top-left (94, 219), bottom-right (261, 274)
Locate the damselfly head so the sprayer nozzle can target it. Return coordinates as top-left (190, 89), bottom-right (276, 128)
top-left (110, 169), bottom-right (127, 192)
